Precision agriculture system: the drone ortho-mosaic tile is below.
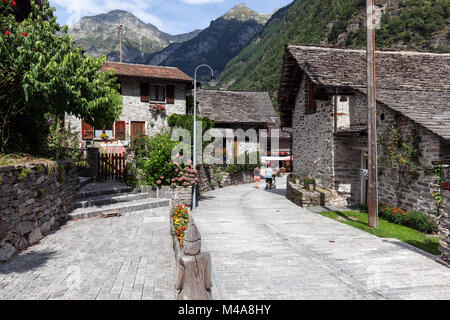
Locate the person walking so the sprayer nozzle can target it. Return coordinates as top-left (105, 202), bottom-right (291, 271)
top-left (265, 162), bottom-right (273, 190)
top-left (253, 166), bottom-right (261, 189)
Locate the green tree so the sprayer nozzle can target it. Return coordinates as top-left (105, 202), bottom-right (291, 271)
top-left (378, 116), bottom-right (422, 207)
top-left (0, 0), bottom-right (122, 154)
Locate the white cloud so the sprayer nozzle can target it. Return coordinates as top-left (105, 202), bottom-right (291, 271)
top-left (180, 0), bottom-right (223, 4)
top-left (53, 0), bottom-right (164, 30)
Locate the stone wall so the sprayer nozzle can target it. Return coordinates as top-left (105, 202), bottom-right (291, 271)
top-left (286, 175), bottom-right (332, 207)
top-left (198, 165), bottom-right (220, 194)
top-left (172, 186), bottom-right (192, 210)
top-left (291, 73), bottom-right (446, 215)
top-left (438, 189), bottom-right (450, 267)
top-left (377, 104), bottom-right (442, 217)
top-left (292, 73), bottom-right (335, 190)
top-left (0, 161), bottom-right (79, 262)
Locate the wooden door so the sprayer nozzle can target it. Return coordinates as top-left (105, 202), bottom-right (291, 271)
top-left (114, 121), bottom-right (126, 140)
top-left (130, 121), bottom-right (145, 141)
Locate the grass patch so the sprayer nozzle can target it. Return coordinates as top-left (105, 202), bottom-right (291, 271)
top-left (318, 210), bottom-right (440, 255)
top-left (0, 153), bottom-right (53, 167)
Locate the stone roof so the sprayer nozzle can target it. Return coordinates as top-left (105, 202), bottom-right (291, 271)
top-left (102, 62), bottom-right (193, 83)
top-left (196, 89), bottom-right (276, 125)
top-left (279, 44), bottom-right (450, 139)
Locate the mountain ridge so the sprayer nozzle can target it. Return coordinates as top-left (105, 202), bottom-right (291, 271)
top-left (68, 9), bottom-right (202, 64)
top-left (216, 0), bottom-right (450, 110)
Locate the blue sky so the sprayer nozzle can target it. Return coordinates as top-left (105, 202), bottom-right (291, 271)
top-left (49, 0), bottom-right (293, 35)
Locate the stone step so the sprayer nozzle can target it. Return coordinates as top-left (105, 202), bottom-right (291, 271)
top-left (78, 177), bottom-right (93, 189)
top-left (69, 198), bottom-right (171, 220)
top-left (72, 192), bottom-right (152, 209)
top-left (75, 184), bottom-right (134, 199)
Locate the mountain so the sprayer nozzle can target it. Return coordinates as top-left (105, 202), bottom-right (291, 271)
top-left (145, 3), bottom-right (273, 80)
top-left (68, 10), bottom-right (201, 64)
top-left (217, 0), bottom-right (450, 110)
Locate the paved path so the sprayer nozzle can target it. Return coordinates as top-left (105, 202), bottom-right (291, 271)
top-left (193, 175), bottom-right (450, 300)
top-left (0, 208), bottom-right (175, 300)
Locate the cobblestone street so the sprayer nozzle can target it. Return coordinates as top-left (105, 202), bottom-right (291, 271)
top-left (193, 176), bottom-right (450, 300)
top-left (0, 208), bottom-right (175, 300)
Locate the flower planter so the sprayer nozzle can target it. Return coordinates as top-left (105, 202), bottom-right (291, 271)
top-left (306, 183), bottom-right (315, 192)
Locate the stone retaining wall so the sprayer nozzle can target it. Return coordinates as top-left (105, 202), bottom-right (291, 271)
top-left (198, 165), bottom-right (254, 194)
top-left (286, 175), bottom-right (332, 207)
top-left (172, 186), bottom-right (192, 209)
top-left (0, 160), bottom-right (79, 262)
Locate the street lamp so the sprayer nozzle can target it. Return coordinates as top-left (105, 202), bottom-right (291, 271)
top-left (192, 64), bottom-right (214, 210)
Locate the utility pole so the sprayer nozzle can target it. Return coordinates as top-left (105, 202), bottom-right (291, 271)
top-left (116, 24), bottom-right (125, 63)
top-left (367, 0), bottom-right (378, 228)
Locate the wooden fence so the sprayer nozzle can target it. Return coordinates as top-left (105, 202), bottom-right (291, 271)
top-left (97, 152), bottom-right (126, 180)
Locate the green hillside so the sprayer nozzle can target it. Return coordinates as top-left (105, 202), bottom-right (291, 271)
top-left (216, 0), bottom-right (450, 111)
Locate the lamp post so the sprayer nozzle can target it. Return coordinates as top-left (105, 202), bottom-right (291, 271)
top-left (192, 64), bottom-right (214, 210)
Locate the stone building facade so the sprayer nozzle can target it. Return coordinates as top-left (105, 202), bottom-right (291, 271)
top-left (66, 62), bottom-right (193, 147)
top-left (279, 45), bottom-right (450, 215)
top-left (195, 89), bottom-right (290, 167)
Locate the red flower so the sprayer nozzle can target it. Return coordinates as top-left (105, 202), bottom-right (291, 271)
top-left (22, 32), bottom-right (28, 37)
top-left (5, 30), bottom-right (10, 36)
top-left (11, 0), bottom-right (16, 6)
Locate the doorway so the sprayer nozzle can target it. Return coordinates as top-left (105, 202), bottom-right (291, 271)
top-left (130, 121), bottom-right (145, 142)
top-left (360, 151), bottom-right (368, 204)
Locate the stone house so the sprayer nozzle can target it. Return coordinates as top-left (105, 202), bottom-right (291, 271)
top-left (66, 62), bottom-right (193, 147)
top-left (278, 44), bottom-right (450, 214)
top-left (195, 89), bottom-right (291, 167)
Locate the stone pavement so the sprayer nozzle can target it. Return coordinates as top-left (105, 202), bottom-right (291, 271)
top-left (0, 208), bottom-right (175, 300)
top-left (192, 175), bottom-right (450, 300)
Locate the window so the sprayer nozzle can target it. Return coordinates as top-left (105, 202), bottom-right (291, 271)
top-left (94, 123), bottom-right (113, 139)
top-left (150, 85), bottom-right (165, 102)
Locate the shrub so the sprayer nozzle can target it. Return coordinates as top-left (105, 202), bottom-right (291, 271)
top-left (403, 210), bottom-right (437, 234)
top-left (378, 203), bottom-right (437, 234)
top-left (131, 132), bottom-right (178, 189)
top-left (171, 161), bottom-right (199, 188)
top-left (226, 151), bottom-right (260, 175)
top-left (47, 118), bottom-right (82, 162)
top-left (304, 177), bottom-right (315, 185)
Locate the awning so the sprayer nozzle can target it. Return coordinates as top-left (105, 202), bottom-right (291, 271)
top-left (261, 156), bottom-right (293, 161)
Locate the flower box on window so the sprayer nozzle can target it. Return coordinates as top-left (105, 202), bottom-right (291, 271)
top-left (149, 103), bottom-right (167, 115)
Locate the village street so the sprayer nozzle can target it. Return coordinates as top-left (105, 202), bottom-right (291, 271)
top-left (1, 177), bottom-right (450, 300)
top-left (193, 176), bottom-right (450, 300)
top-left (0, 207), bottom-right (175, 300)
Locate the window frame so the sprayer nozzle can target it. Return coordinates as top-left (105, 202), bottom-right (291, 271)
top-left (149, 84), bottom-right (166, 103)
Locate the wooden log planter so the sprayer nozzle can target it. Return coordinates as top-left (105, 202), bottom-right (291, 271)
top-left (170, 206), bottom-right (213, 300)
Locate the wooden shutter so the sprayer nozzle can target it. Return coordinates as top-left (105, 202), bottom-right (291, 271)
top-left (114, 121), bottom-right (126, 140)
top-left (166, 85), bottom-right (175, 104)
top-left (140, 82), bottom-right (149, 102)
top-left (81, 121), bottom-right (94, 140)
